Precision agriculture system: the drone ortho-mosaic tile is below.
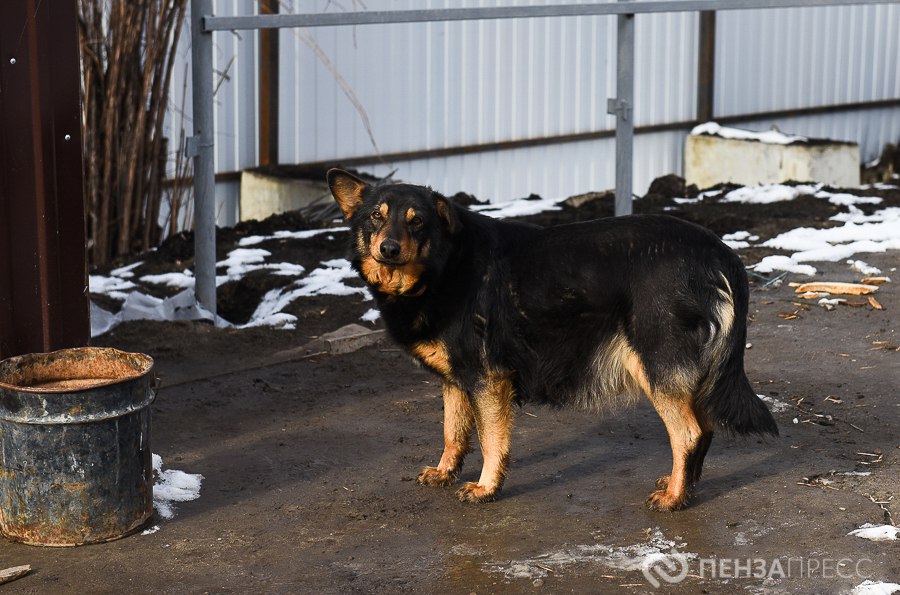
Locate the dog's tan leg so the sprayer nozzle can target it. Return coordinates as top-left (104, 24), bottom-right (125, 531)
top-left (418, 382), bottom-right (474, 487)
top-left (621, 348), bottom-right (710, 511)
top-left (644, 395), bottom-right (707, 511)
top-left (457, 372), bottom-right (514, 503)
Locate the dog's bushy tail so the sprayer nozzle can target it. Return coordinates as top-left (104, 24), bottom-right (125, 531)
top-left (696, 270), bottom-right (779, 437)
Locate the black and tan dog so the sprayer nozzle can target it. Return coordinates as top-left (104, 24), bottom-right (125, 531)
top-left (327, 169), bottom-right (777, 511)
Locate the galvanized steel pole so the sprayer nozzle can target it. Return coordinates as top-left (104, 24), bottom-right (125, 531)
top-left (189, 0), bottom-right (217, 315)
top-left (611, 4), bottom-right (635, 216)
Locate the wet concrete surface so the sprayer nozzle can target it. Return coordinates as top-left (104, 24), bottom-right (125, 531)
top-left (1, 255), bottom-right (897, 594)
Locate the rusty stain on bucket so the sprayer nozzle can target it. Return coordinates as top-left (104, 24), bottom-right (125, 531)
top-left (0, 347), bottom-right (156, 546)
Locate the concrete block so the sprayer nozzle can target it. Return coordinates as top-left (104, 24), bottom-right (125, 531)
top-left (240, 168), bottom-right (330, 222)
top-left (685, 126), bottom-right (860, 189)
top-left (321, 323), bottom-right (386, 355)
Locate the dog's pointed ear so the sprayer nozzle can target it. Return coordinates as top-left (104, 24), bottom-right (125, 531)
top-left (327, 169), bottom-right (368, 219)
top-left (435, 195), bottom-right (459, 234)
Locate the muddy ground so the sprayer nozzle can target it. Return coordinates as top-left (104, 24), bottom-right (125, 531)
top-left (1, 177), bottom-right (898, 594)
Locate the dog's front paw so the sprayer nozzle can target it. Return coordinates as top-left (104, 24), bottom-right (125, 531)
top-left (655, 475), bottom-right (670, 490)
top-left (646, 488), bottom-right (688, 512)
top-left (456, 482), bottom-right (498, 503)
top-left (417, 466), bottom-right (456, 487)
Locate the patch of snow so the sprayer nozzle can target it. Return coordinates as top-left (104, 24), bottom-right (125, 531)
top-left (818, 298), bottom-right (846, 309)
top-left (216, 248), bottom-right (274, 281)
top-left (89, 274), bottom-right (137, 299)
top-left (488, 528), bottom-right (695, 581)
top-left (152, 454), bottom-right (203, 521)
top-left (758, 394), bottom-right (790, 413)
top-left (240, 312), bottom-right (298, 330)
top-left (214, 247), bottom-right (306, 285)
top-left (361, 308), bottom-right (381, 323)
top-left (242, 259), bottom-right (371, 329)
top-left (722, 184), bottom-right (882, 208)
top-left (110, 261), bottom-right (143, 278)
top-left (763, 223), bottom-right (899, 252)
top-left (722, 230), bottom-right (759, 250)
top-left (140, 270), bottom-right (195, 289)
top-left (836, 471), bottom-right (871, 477)
top-left (471, 195), bottom-right (568, 219)
top-left (724, 183), bottom-right (822, 204)
top-left (141, 525), bottom-right (160, 536)
top-left (832, 206), bottom-right (900, 224)
top-left (851, 580), bottom-right (900, 595)
top-left (752, 255), bottom-right (818, 276)
top-left (751, 206), bottom-right (900, 275)
top-left (847, 524), bottom-right (899, 542)
top-left (848, 260), bottom-right (882, 275)
top-left (723, 231), bottom-right (759, 242)
top-left (691, 122), bottom-right (807, 145)
top-left (820, 192), bottom-right (882, 207)
top-left (674, 189), bottom-right (723, 204)
top-left (238, 226), bottom-right (350, 247)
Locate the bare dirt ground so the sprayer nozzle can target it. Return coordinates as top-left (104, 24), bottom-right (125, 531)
top-left (1, 177), bottom-right (898, 594)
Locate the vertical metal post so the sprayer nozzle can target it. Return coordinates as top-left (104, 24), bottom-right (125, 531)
top-left (697, 11), bottom-right (717, 123)
top-left (189, 0), bottom-right (217, 315)
top-left (0, 0), bottom-right (89, 358)
top-left (259, 0), bottom-right (280, 166)
top-left (609, 7), bottom-right (635, 216)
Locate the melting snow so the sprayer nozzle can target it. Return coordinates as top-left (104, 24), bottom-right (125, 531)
top-left (213, 248), bottom-right (307, 284)
top-left (110, 261), bottom-right (143, 278)
top-left (488, 528), bottom-right (695, 581)
top-left (847, 524), bottom-right (899, 542)
top-left (471, 195), bottom-right (568, 219)
top-left (88, 274), bottom-right (137, 300)
top-left (238, 226), bottom-right (350, 246)
top-left (748, 199), bottom-right (900, 276)
top-left (722, 230), bottom-right (759, 249)
top-left (722, 183), bottom-right (883, 208)
top-left (758, 394), bottom-right (790, 413)
top-left (852, 580), bottom-right (900, 595)
top-left (361, 308), bottom-right (381, 323)
top-left (240, 259), bottom-right (372, 330)
top-left (152, 454), bottom-right (203, 521)
top-left (140, 270), bottom-right (195, 289)
top-left (848, 259), bottom-right (882, 275)
top-left (691, 122), bottom-right (807, 145)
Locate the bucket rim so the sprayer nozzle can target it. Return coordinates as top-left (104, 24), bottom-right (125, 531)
top-left (0, 346), bottom-right (154, 394)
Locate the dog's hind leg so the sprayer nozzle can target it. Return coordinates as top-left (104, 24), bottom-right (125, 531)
top-left (457, 372), bottom-right (514, 503)
top-left (645, 396), bottom-right (713, 511)
top-left (622, 351), bottom-right (711, 511)
top-left (418, 382), bottom-right (475, 487)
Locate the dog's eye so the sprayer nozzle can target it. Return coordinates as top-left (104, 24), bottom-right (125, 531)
top-left (370, 210), bottom-right (383, 220)
top-left (410, 216), bottom-right (423, 227)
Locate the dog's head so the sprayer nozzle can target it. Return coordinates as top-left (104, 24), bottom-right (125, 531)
top-left (327, 169), bottom-right (459, 297)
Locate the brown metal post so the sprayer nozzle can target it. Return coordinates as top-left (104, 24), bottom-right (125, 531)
top-left (259, 0), bottom-right (280, 166)
top-left (0, 0), bottom-right (89, 359)
top-left (697, 11), bottom-right (716, 123)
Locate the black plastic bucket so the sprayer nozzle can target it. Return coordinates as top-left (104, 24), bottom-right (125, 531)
top-left (0, 347), bottom-right (155, 546)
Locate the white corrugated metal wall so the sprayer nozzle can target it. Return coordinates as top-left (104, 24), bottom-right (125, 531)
top-left (164, 1), bottom-right (900, 224)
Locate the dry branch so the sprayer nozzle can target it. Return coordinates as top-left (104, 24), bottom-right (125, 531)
top-left (79, 0), bottom-right (188, 265)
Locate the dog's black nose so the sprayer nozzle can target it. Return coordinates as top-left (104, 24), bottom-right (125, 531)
top-left (379, 239), bottom-right (401, 260)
